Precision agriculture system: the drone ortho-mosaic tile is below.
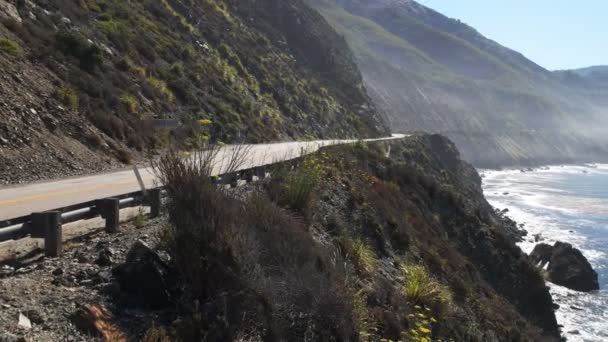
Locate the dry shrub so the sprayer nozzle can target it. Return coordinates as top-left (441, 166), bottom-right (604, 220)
top-left (154, 145), bottom-right (362, 340)
top-left (142, 326), bottom-right (172, 342)
top-left (266, 154), bottom-right (326, 214)
top-left (115, 147), bottom-right (132, 164)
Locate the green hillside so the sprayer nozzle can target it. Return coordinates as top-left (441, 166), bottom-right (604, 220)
top-left (0, 0), bottom-right (388, 183)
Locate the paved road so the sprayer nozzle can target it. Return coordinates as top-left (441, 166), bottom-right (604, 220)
top-left (0, 134), bottom-right (406, 221)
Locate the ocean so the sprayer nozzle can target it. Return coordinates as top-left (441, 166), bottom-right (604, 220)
top-left (481, 164), bottom-right (608, 342)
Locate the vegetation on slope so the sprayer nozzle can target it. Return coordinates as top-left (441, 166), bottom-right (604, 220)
top-left (143, 137), bottom-right (559, 341)
top-left (0, 0), bottom-right (386, 180)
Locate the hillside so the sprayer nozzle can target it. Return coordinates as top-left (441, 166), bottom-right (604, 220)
top-left (309, 0), bottom-right (608, 167)
top-left (0, 0), bottom-right (387, 184)
top-left (566, 65), bottom-right (608, 78)
top-left (0, 137), bottom-right (561, 341)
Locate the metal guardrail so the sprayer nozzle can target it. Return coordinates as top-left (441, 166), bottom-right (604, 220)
top-left (0, 164), bottom-right (273, 257)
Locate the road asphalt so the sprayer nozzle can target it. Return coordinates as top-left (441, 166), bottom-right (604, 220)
top-left (0, 134), bottom-right (406, 221)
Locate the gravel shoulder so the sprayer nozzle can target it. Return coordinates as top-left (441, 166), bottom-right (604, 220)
top-left (0, 214), bottom-right (167, 341)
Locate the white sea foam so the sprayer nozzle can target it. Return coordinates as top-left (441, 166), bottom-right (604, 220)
top-left (482, 166), bottom-right (608, 341)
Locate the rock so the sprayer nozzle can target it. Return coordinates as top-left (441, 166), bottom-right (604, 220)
top-left (51, 267), bottom-right (63, 276)
top-left (0, 265), bottom-right (14, 277)
top-left (74, 251), bottom-right (90, 264)
top-left (17, 313), bottom-right (31, 330)
top-left (0, 0), bottom-right (22, 23)
top-left (112, 240), bottom-right (173, 308)
top-left (0, 332), bottom-right (26, 342)
top-left (530, 242), bottom-right (599, 292)
top-left (24, 309), bottom-right (44, 324)
top-left (95, 248), bottom-right (114, 266)
top-left (568, 330), bottom-right (580, 335)
top-left (70, 304), bottom-right (127, 340)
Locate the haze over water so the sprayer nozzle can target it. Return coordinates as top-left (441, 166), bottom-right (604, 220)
top-left (481, 165), bottom-right (608, 342)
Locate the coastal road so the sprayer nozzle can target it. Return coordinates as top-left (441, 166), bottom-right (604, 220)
top-left (0, 134), bottom-right (407, 221)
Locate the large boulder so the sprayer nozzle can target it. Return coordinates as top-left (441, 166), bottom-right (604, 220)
top-left (0, 1), bottom-right (22, 24)
top-left (530, 242), bottom-right (599, 292)
top-left (112, 240), bottom-right (174, 308)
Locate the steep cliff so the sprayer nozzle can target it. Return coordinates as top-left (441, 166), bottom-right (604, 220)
top-left (137, 135), bottom-right (560, 341)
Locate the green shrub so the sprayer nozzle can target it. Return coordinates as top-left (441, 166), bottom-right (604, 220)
top-left (267, 154), bottom-right (327, 213)
top-left (351, 238), bottom-right (377, 275)
top-left (148, 76), bottom-right (175, 101)
top-left (57, 86), bottom-right (79, 110)
top-left (0, 37), bottom-right (22, 56)
top-left (55, 31), bottom-right (103, 72)
top-left (97, 19), bottom-right (128, 34)
top-left (120, 94), bottom-right (140, 113)
top-left (132, 208), bottom-right (147, 229)
top-left (401, 264), bottom-right (452, 312)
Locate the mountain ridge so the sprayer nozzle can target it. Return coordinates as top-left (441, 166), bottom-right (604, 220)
top-left (310, 0), bottom-right (608, 167)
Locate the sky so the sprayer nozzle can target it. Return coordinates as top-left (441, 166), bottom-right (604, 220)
top-left (416, 0), bottom-right (607, 70)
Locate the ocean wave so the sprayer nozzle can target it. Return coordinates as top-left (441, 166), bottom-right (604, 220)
top-left (482, 166), bottom-right (608, 341)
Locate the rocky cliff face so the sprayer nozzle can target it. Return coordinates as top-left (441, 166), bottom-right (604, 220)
top-left (0, 0), bottom-right (387, 183)
top-left (309, 0), bottom-right (608, 167)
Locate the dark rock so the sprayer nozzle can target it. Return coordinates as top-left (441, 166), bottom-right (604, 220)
top-left (24, 309), bottom-right (44, 324)
top-left (112, 240), bottom-right (174, 308)
top-left (73, 251), bottom-right (90, 264)
top-left (94, 248), bottom-right (114, 267)
top-left (51, 268), bottom-right (63, 276)
top-left (530, 242), bottom-right (599, 292)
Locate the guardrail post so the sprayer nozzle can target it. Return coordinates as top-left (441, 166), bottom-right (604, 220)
top-left (32, 211), bottom-right (62, 257)
top-left (243, 170), bottom-right (254, 183)
top-left (148, 188), bottom-right (162, 218)
top-left (222, 172), bottom-right (238, 188)
top-left (97, 198), bottom-right (120, 233)
top-left (255, 167), bottom-right (266, 180)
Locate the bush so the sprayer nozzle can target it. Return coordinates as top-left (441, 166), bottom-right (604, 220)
top-left (401, 264), bottom-right (452, 313)
top-left (349, 238), bottom-right (377, 275)
top-left (148, 76), bottom-right (175, 101)
top-left (142, 326), bottom-right (172, 342)
top-left (267, 154), bottom-right (327, 213)
top-left (55, 31), bottom-right (103, 72)
top-left (0, 37), bottom-right (22, 56)
top-left (120, 94), bottom-right (140, 113)
top-left (115, 147), bottom-right (132, 164)
top-left (57, 86), bottom-right (79, 110)
top-left (153, 147), bottom-right (361, 340)
top-left (132, 208), bottom-right (147, 229)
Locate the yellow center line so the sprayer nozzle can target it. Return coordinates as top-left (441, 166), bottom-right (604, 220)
top-left (0, 176), bottom-right (155, 207)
